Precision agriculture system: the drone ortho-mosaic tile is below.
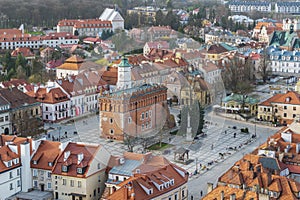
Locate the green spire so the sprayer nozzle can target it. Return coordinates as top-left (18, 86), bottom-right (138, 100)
top-left (118, 56), bottom-right (131, 68)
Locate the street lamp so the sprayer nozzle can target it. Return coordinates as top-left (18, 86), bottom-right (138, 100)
top-left (58, 127), bottom-right (61, 142)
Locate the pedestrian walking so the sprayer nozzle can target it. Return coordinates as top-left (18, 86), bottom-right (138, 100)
top-left (200, 190), bottom-right (203, 196)
top-left (191, 195), bottom-right (193, 200)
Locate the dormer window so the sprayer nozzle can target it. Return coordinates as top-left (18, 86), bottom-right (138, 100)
top-left (48, 162), bottom-right (53, 167)
top-left (33, 160), bottom-right (37, 165)
top-left (62, 165), bottom-right (68, 172)
top-left (77, 167), bottom-right (83, 174)
top-left (170, 179), bottom-right (174, 185)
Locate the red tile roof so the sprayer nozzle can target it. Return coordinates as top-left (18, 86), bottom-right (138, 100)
top-left (260, 91), bottom-right (300, 106)
top-left (0, 145), bottom-right (21, 173)
top-left (26, 87), bottom-right (69, 104)
top-left (31, 140), bottom-right (61, 171)
top-left (52, 142), bottom-right (101, 178)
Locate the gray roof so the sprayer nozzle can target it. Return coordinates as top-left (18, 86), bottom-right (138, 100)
top-left (259, 157), bottom-right (280, 171)
top-left (109, 159), bottom-right (142, 176)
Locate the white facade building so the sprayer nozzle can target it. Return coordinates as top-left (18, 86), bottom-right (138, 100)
top-left (0, 32), bottom-right (79, 50)
top-left (99, 8), bottom-right (124, 31)
top-left (0, 96), bottom-right (11, 135)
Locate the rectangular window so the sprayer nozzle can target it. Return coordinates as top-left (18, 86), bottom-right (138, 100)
top-left (47, 172), bottom-right (51, 178)
top-left (284, 106), bottom-right (287, 110)
top-left (78, 181), bottom-right (82, 188)
top-left (141, 113), bottom-right (144, 120)
top-left (284, 113), bottom-right (287, 117)
top-left (17, 169), bottom-right (20, 176)
top-left (5, 116), bottom-right (8, 121)
top-left (0, 117), bottom-right (4, 122)
top-left (145, 112), bottom-right (148, 118)
top-left (46, 107), bottom-right (48, 111)
top-left (293, 107), bottom-right (296, 111)
top-left (62, 179), bottom-right (66, 185)
top-left (10, 183), bottom-right (13, 190)
top-left (128, 117), bottom-right (132, 124)
top-left (17, 180), bottom-right (20, 187)
top-left (70, 180), bottom-right (74, 187)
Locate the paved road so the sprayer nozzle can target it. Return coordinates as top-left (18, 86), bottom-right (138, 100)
top-left (187, 112), bottom-right (279, 199)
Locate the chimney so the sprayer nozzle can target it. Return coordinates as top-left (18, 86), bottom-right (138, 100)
top-left (230, 194), bottom-right (236, 200)
top-left (220, 191), bottom-right (224, 200)
top-left (20, 142), bottom-right (32, 192)
top-left (64, 151), bottom-right (71, 161)
top-left (207, 182), bottom-right (214, 193)
top-left (77, 153), bottom-right (84, 164)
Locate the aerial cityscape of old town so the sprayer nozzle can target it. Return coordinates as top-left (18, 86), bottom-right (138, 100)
top-left (1, 0), bottom-right (300, 199)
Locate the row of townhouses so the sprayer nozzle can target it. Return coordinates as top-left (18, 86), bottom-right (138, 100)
top-left (0, 135), bottom-right (188, 200)
top-left (228, 1), bottom-right (300, 14)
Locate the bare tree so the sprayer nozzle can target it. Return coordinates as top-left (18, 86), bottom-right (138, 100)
top-left (258, 48), bottom-right (271, 83)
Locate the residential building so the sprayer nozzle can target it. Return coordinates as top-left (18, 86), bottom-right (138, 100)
top-left (0, 87), bottom-right (42, 136)
top-left (252, 22), bottom-right (282, 43)
top-left (31, 140), bottom-right (62, 191)
top-left (257, 90), bottom-right (300, 124)
top-left (0, 95), bottom-right (11, 135)
top-left (103, 152), bottom-right (188, 200)
top-left (99, 8), bottom-right (124, 31)
top-left (283, 18), bottom-right (300, 32)
top-left (57, 19), bottom-right (112, 37)
top-left (275, 2), bottom-right (300, 14)
top-left (99, 57), bottom-right (168, 141)
top-left (127, 6), bottom-right (162, 22)
top-left (228, 1), bottom-right (272, 13)
top-left (11, 47), bottom-right (35, 62)
top-left (0, 31), bottom-right (79, 50)
top-left (269, 47), bottom-right (300, 74)
top-left (199, 61), bottom-right (222, 85)
top-left (56, 71), bottom-right (107, 117)
top-left (221, 93), bottom-right (259, 115)
top-left (147, 26), bottom-right (177, 41)
top-left (56, 55), bottom-right (100, 79)
top-left (205, 43), bottom-right (237, 61)
top-left (0, 145), bottom-right (22, 199)
top-left (143, 41), bottom-right (169, 56)
top-left (0, 79), bottom-right (33, 93)
top-left (26, 85), bottom-right (70, 122)
top-left (52, 142), bottom-right (111, 200)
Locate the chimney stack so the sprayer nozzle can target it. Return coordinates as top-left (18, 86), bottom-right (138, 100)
top-left (220, 191), bottom-right (224, 200)
top-left (230, 194), bottom-right (236, 200)
top-left (207, 182), bottom-right (214, 193)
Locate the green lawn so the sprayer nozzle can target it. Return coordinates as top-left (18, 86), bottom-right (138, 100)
top-left (148, 142), bottom-right (173, 151)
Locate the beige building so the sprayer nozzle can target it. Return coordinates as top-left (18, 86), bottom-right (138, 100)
top-left (52, 142), bottom-right (111, 200)
top-left (257, 91), bottom-right (300, 124)
top-left (31, 140), bottom-right (62, 191)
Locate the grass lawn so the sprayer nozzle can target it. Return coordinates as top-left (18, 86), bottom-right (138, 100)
top-left (148, 142), bottom-right (173, 151)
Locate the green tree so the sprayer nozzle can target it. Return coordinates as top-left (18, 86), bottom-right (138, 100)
top-left (155, 10), bottom-right (164, 26)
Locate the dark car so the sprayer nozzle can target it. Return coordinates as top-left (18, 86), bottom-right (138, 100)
top-left (233, 126), bottom-right (237, 129)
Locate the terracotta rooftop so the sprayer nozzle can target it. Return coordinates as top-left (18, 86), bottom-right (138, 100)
top-left (259, 91), bottom-right (300, 106)
top-left (11, 47), bottom-right (34, 58)
top-left (0, 145), bottom-right (21, 173)
top-left (31, 140), bottom-right (61, 171)
top-left (1, 79), bottom-right (30, 88)
top-left (26, 87), bottom-right (69, 104)
top-left (106, 163), bottom-right (188, 200)
top-left (52, 142), bottom-right (101, 178)
top-left (0, 87), bottom-right (39, 109)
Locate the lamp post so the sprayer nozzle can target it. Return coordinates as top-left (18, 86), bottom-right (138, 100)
top-left (58, 126), bottom-right (61, 142)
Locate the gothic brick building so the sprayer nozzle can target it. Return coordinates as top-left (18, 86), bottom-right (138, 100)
top-left (99, 57), bottom-right (168, 141)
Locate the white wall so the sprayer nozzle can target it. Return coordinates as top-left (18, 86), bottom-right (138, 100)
top-left (0, 167), bottom-right (21, 199)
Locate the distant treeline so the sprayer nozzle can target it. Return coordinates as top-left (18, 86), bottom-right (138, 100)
top-left (0, 0), bottom-right (143, 29)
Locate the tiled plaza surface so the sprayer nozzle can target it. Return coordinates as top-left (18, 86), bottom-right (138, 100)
top-left (48, 113), bottom-right (256, 176)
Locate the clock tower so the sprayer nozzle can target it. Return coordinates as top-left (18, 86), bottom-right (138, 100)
top-left (117, 56), bottom-right (132, 89)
